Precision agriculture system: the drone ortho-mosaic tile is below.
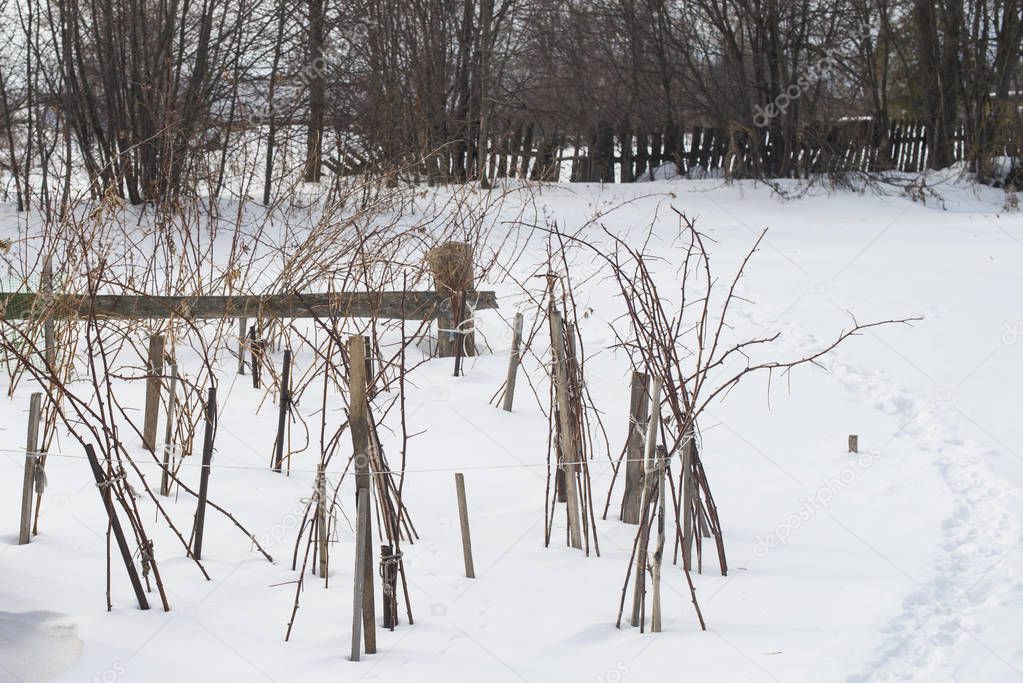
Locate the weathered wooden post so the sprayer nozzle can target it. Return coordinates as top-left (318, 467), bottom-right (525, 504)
top-left (84, 444), bottom-right (150, 610)
top-left (18, 392), bottom-right (42, 545)
top-left (42, 258), bottom-right (54, 368)
top-left (160, 364), bottom-right (178, 496)
top-left (549, 309), bottom-right (583, 549)
top-left (363, 335), bottom-right (375, 397)
top-left (237, 317), bottom-right (247, 375)
top-left (501, 312), bottom-right (524, 412)
top-left (681, 423), bottom-right (698, 571)
top-left (316, 464), bottom-right (329, 578)
top-left (631, 377), bottom-right (661, 627)
top-left (350, 489), bottom-right (368, 661)
top-left (273, 350), bottom-right (292, 473)
top-left (192, 387), bottom-right (216, 561)
top-left (347, 335), bottom-right (376, 654)
top-left (454, 472), bottom-right (476, 578)
top-left (651, 444), bottom-right (668, 633)
top-left (427, 242), bottom-right (476, 359)
top-left (848, 434), bottom-right (858, 453)
top-left (248, 325), bottom-right (261, 389)
top-left (380, 544), bottom-right (398, 629)
top-left (621, 371), bottom-right (649, 524)
top-left (142, 334), bottom-right (165, 451)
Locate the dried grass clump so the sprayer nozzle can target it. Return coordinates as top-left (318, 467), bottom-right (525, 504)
top-left (426, 242), bottom-right (473, 292)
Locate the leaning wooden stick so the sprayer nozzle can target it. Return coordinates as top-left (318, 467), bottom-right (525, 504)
top-left (192, 387), bottom-right (216, 561)
top-left (502, 312), bottom-right (524, 412)
top-left (18, 392), bottom-right (42, 545)
top-left (273, 349), bottom-right (292, 472)
top-left (84, 444), bottom-right (150, 610)
top-left (454, 473), bottom-right (476, 578)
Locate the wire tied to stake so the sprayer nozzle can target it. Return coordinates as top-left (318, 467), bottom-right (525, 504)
top-left (96, 468), bottom-right (127, 490)
top-left (379, 550), bottom-right (403, 595)
top-left (33, 458), bottom-right (47, 494)
top-left (437, 291), bottom-right (481, 357)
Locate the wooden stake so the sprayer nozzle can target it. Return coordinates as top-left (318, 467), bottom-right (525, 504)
top-left (651, 445), bottom-right (667, 633)
top-left (350, 489), bottom-right (368, 661)
top-left (380, 544), bottom-right (397, 629)
top-left (631, 377), bottom-right (661, 627)
top-left (83, 444), bottom-right (150, 610)
top-left (347, 335), bottom-right (376, 654)
top-left (848, 434), bottom-right (858, 453)
top-left (249, 325), bottom-right (261, 389)
top-left (621, 371), bottom-right (649, 524)
top-left (160, 364), bottom-right (178, 497)
top-left (18, 392), bottom-right (42, 545)
top-left (454, 473), bottom-right (476, 578)
top-left (142, 334), bottom-right (165, 451)
top-left (681, 424), bottom-right (696, 571)
top-left (316, 464), bottom-right (328, 578)
top-left (363, 335), bottom-right (375, 396)
top-left (501, 312), bottom-right (524, 412)
top-left (549, 310), bottom-right (583, 549)
top-left (192, 387), bottom-right (216, 561)
top-left (273, 350), bottom-right (292, 472)
top-left (42, 258), bottom-right (54, 368)
top-left (238, 317), bottom-right (247, 375)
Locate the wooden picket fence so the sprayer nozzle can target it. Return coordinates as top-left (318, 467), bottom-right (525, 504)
top-left (332, 115), bottom-right (1022, 183)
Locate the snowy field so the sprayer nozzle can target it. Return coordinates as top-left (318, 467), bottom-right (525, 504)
top-left (1, 178), bottom-right (1021, 683)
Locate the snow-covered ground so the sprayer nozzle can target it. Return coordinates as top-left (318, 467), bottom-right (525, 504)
top-left (1, 178), bottom-right (1021, 682)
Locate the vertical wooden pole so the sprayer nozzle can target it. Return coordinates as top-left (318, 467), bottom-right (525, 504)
top-left (142, 334), bottom-right (165, 451)
top-left (681, 424), bottom-right (696, 571)
top-left (501, 312), bottom-right (524, 412)
top-left (631, 377), bottom-right (660, 627)
top-left (549, 310), bottom-right (582, 549)
top-left (192, 387), bottom-right (216, 561)
top-left (848, 435), bottom-right (858, 453)
top-left (621, 371), bottom-right (649, 524)
top-left (347, 335), bottom-right (376, 654)
top-left (160, 364), bottom-right (178, 496)
top-left (454, 473), bottom-right (476, 578)
top-left (350, 489), bottom-right (368, 661)
top-left (363, 334), bottom-right (375, 397)
top-left (18, 392), bottom-right (42, 545)
top-left (238, 317), bottom-right (247, 375)
top-left (380, 544), bottom-right (397, 629)
top-left (651, 445), bottom-right (667, 633)
top-left (42, 258), bottom-right (54, 367)
top-left (83, 444), bottom-right (150, 610)
top-left (316, 464), bottom-right (329, 578)
top-left (249, 325), bottom-right (261, 389)
top-left (273, 350), bottom-right (292, 473)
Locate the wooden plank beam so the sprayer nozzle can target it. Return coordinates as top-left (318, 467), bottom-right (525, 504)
top-left (0, 290), bottom-right (498, 321)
